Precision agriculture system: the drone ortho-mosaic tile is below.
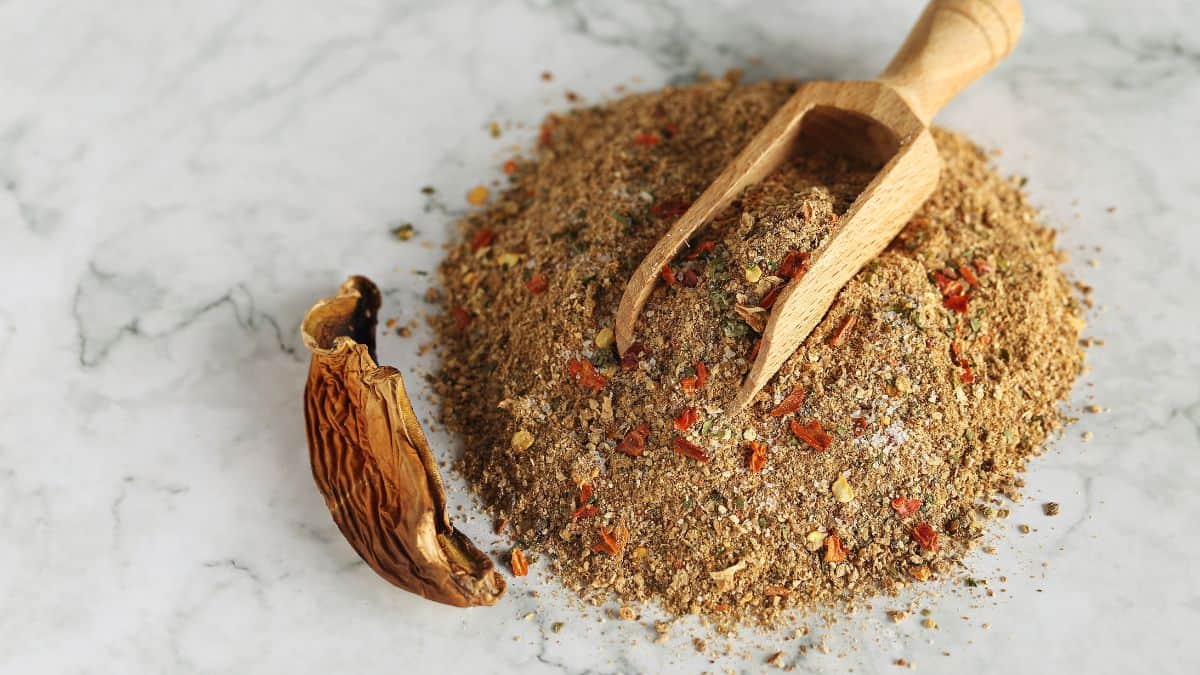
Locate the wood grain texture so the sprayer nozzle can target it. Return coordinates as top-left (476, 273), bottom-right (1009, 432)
top-left (614, 0), bottom-right (1022, 412)
top-left (302, 276), bottom-right (505, 607)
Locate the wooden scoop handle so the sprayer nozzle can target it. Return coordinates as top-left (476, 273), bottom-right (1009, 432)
top-left (877, 0), bottom-right (1023, 124)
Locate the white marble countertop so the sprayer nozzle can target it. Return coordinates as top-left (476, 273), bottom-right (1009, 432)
top-left (2, 1), bottom-right (1197, 672)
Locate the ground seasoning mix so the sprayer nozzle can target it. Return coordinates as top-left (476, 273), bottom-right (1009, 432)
top-left (432, 76), bottom-right (1085, 625)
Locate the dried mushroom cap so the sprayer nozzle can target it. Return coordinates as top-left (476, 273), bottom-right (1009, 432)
top-left (302, 276), bottom-right (505, 607)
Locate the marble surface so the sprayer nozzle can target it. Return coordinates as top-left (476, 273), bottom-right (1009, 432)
top-left (2, 1), bottom-right (1197, 672)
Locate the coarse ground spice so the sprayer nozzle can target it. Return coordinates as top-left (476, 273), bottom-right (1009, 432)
top-left (432, 74), bottom-right (1086, 626)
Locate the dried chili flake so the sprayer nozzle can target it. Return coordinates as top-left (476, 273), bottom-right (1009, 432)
top-left (662, 122), bottom-right (679, 138)
top-left (673, 407), bottom-right (700, 431)
top-left (633, 133), bottom-right (661, 147)
top-left (748, 339), bottom-right (762, 362)
top-left (959, 264), bottom-right (980, 287)
top-left (852, 416), bottom-right (868, 436)
top-left (620, 343), bottom-right (647, 371)
top-left (759, 285), bottom-right (782, 309)
top-left (510, 548), bottom-right (529, 576)
top-left (592, 525), bottom-right (628, 555)
top-left (769, 384), bottom-right (806, 417)
top-left (502, 159), bottom-right (519, 175)
top-left (566, 358), bottom-right (606, 391)
top-left (823, 533), bottom-right (847, 563)
top-left (949, 341), bottom-right (964, 365)
top-left (451, 306), bottom-right (472, 331)
top-left (525, 272), bottom-right (549, 294)
top-left (578, 483), bottom-right (593, 505)
top-left (680, 269), bottom-right (700, 287)
top-left (651, 200), bottom-right (691, 219)
top-left (943, 293), bottom-right (970, 314)
top-left (745, 441), bottom-right (768, 472)
top-left (776, 250), bottom-right (810, 279)
top-left (913, 522), bottom-right (939, 551)
top-left (974, 258), bottom-right (993, 275)
top-left (789, 419), bottom-right (831, 451)
top-left (660, 265), bottom-right (677, 287)
top-left (537, 117), bottom-right (557, 148)
top-left (572, 504), bottom-right (598, 520)
top-left (828, 315), bottom-right (857, 346)
top-left (672, 435), bottom-right (709, 463)
top-left (890, 497), bottom-right (922, 517)
top-left (470, 228), bottom-right (496, 251)
top-left (694, 361), bottom-right (708, 388)
top-left (685, 240), bottom-right (716, 260)
top-left (615, 422), bottom-right (649, 457)
top-left (960, 363), bottom-right (976, 384)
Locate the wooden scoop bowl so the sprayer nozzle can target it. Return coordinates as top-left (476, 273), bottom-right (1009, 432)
top-left (614, 0), bottom-right (1023, 412)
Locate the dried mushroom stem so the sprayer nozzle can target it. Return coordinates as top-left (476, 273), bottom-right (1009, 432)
top-left (302, 276), bottom-right (504, 607)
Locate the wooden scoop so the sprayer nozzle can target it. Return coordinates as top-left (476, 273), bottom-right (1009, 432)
top-left (614, 0), bottom-right (1023, 412)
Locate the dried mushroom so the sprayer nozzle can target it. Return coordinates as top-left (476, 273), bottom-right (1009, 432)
top-left (301, 276), bottom-right (504, 607)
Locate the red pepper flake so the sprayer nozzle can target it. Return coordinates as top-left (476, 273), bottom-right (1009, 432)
top-left (943, 293), bottom-right (969, 314)
top-left (913, 522), bottom-right (939, 551)
top-left (932, 270), bottom-right (955, 294)
top-left (578, 483), bottom-right (593, 505)
top-left (679, 361), bottom-right (707, 394)
top-left (663, 122), bottom-right (679, 138)
top-left (451, 306), bottom-right (471, 331)
top-left (633, 132), bottom-right (661, 147)
top-left (974, 258), bottom-right (993, 275)
top-left (828, 315), bottom-right (857, 346)
top-left (745, 441), bottom-right (768, 472)
top-left (949, 341), bottom-right (964, 365)
top-left (537, 116), bottom-right (558, 148)
top-left (684, 240), bottom-right (716, 260)
top-left (789, 419), bottom-right (831, 451)
top-left (651, 199), bottom-right (691, 219)
top-left (566, 358), bottom-right (606, 391)
top-left (748, 339), bottom-right (762, 362)
top-left (501, 159), bottom-right (519, 175)
top-left (510, 548), bottom-right (529, 576)
top-left (890, 497), bottom-right (922, 517)
top-left (960, 363), bottom-right (976, 384)
top-left (470, 228), bottom-right (496, 251)
top-left (615, 422), bottom-right (649, 457)
top-left (673, 407), bottom-right (699, 431)
top-left (823, 533), bottom-right (847, 563)
top-left (680, 269), bottom-right (700, 287)
top-left (759, 286), bottom-right (782, 309)
top-left (769, 384), bottom-right (806, 417)
top-left (660, 265), bottom-right (677, 287)
top-left (959, 264), bottom-right (980, 288)
top-left (525, 272), bottom-right (549, 294)
top-left (592, 525), bottom-right (629, 556)
top-left (776, 251), bottom-right (810, 279)
top-left (852, 416), bottom-right (868, 436)
top-left (572, 504), bottom-right (598, 520)
top-left (672, 435), bottom-right (709, 463)
top-left (620, 343), bottom-right (647, 371)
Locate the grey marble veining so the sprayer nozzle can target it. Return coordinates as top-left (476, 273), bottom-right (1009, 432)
top-left (1, 1), bottom-right (1197, 673)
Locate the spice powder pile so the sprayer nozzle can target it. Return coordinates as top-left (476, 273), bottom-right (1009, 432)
top-left (433, 76), bottom-right (1085, 625)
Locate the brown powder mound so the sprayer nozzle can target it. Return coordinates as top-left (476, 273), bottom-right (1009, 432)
top-left (433, 76), bottom-right (1085, 626)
